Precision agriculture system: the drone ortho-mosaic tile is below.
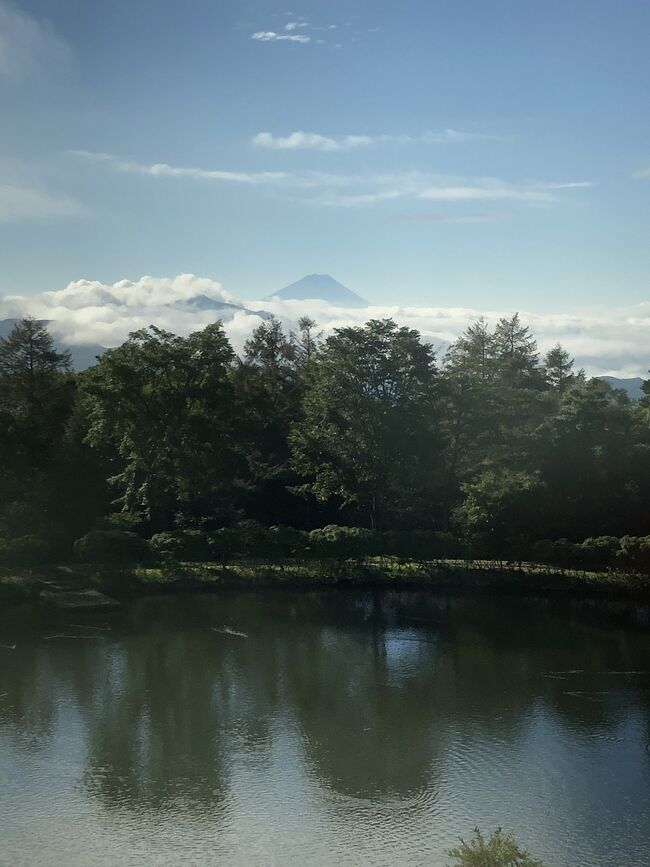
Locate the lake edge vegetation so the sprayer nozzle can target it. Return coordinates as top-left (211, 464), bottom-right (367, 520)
top-left (1, 314), bottom-right (650, 596)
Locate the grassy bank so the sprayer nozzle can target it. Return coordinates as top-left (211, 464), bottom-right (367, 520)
top-left (3, 556), bottom-right (649, 607)
top-left (126, 557), bottom-right (650, 596)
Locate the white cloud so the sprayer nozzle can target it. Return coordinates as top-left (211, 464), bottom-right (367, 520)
top-left (0, 184), bottom-right (85, 222)
top-left (70, 150), bottom-right (288, 185)
top-left (634, 166), bottom-right (650, 179)
top-left (418, 181), bottom-right (555, 203)
top-left (316, 174), bottom-right (590, 208)
top-left (318, 189), bottom-right (403, 207)
top-left (252, 131), bottom-right (372, 151)
top-left (285, 21), bottom-right (308, 31)
top-left (252, 128), bottom-right (502, 151)
top-left (253, 298), bottom-right (650, 378)
top-left (1, 274), bottom-right (255, 350)
top-left (251, 30), bottom-right (311, 43)
top-left (68, 150), bottom-right (592, 211)
top-left (421, 128), bottom-right (502, 144)
top-left (0, 1), bottom-right (69, 79)
top-left (417, 179), bottom-right (593, 204)
top-left (2, 274), bottom-right (649, 377)
top-left (40, 274), bottom-right (240, 310)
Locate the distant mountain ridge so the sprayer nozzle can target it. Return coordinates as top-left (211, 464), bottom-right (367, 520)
top-left (265, 274), bottom-right (368, 307)
top-left (171, 295), bottom-right (272, 319)
top-left (598, 376), bottom-right (645, 399)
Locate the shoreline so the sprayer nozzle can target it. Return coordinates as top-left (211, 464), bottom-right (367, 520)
top-left (2, 557), bottom-right (650, 608)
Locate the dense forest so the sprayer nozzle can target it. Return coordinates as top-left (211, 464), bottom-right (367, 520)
top-left (1, 314), bottom-right (649, 572)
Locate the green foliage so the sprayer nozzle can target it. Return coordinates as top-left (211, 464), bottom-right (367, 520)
top-left (0, 315), bottom-right (649, 568)
top-left (150, 530), bottom-right (212, 562)
top-left (150, 522), bottom-right (311, 563)
top-left (268, 525), bottom-right (309, 558)
top-left (578, 536), bottom-right (621, 570)
top-left (308, 525), bottom-right (378, 559)
top-left (492, 313), bottom-right (543, 386)
top-left (74, 529), bottom-right (150, 564)
top-left (453, 470), bottom-right (543, 556)
top-left (235, 317), bottom-right (307, 526)
top-left (533, 538), bottom-right (578, 570)
top-left (80, 324), bottom-right (239, 530)
top-left (544, 343), bottom-right (583, 393)
top-left (207, 527), bottom-right (239, 562)
top-left (0, 534), bottom-right (52, 567)
top-left (617, 535), bottom-right (650, 574)
top-left (380, 529), bottom-right (459, 560)
top-left (447, 827), bottom-right (544, 867)
top-left (0, 318), bottom-right (76, 541)
top-left (291, 318), bottom-right (442, 529)
top-left (532, 535), bottom-right (650, 575)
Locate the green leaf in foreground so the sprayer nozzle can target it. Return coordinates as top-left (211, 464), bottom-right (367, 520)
top-left (447, 827), bottom-right (544, 866)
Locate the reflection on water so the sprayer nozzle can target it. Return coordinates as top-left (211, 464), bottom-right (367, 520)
top-left (1, 591), bottom-right (649, 866)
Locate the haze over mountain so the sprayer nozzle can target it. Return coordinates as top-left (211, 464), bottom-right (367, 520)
top-left (265, 275), bottom-right (368, 307)
top-left (1, 273), bottom-right (648, 379)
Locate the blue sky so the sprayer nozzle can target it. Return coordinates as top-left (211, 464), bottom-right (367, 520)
top-left (1, 0), bottom-right (650, 308)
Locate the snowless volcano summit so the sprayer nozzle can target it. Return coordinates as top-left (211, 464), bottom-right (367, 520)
top-left (265, 274), bottom-right (368, 307)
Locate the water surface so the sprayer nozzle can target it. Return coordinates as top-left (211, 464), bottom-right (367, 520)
top-left (1, 590), bottom-right (649, 866)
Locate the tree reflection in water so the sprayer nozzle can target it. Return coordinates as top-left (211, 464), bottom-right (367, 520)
top-left (0, 590), bottom-right (649, 864)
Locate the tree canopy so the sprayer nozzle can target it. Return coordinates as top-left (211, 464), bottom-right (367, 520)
top-left (0, 314), bottom-right (649, 560)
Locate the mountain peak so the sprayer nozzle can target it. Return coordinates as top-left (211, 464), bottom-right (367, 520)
top-left (264, 274), bottom-right (368, 307)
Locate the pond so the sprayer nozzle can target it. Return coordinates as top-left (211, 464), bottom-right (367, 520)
top-left (1, 590), bottom-right (649, 866)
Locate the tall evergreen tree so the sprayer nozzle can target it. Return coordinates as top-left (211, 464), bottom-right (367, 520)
top-left (0, 317), bottom-right (72, 464)
top-left (0, 318), bottom-right (74, 538)
top-left (544, 344), bottom-right (583, 393)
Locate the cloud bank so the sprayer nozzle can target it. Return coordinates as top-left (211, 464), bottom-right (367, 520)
top-left (1, 275), bottom-right (648, 378)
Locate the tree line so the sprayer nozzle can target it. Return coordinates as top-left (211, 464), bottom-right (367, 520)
top-left (1, 313), bottom-right (649, 570)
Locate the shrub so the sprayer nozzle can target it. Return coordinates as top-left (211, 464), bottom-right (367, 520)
top-left (532, 538), bottom-right (577, 570)
top-left (207, 527), bottom-right (238, 562)
top-left (149, 530), bottom-right (211, 562)
top-left (447, 827), bottom-right (544, 867)
top-left (617, 535), bottom-right (650, 575)
top-left (308, 525), bottom-right (378, 559)
top-left (268, 525), bottom-right (309, 558)
top-left (74, 529), bottom-right (150, 564)
top-left (206, 522), bottom-right (291, 561)
top-left (0, 534), bottom-right (52, 567)
top-left (228, 520), bottom-right (282, 559)
top-left (408, 530), bottom-right (458, 561)
top-left (149, 531), bottom-right (182, 561)
top-left (578, 536), bottom-right (621, 571)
